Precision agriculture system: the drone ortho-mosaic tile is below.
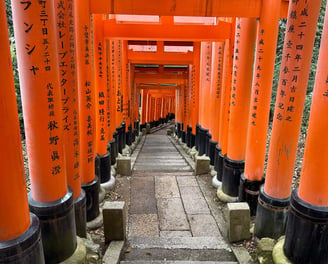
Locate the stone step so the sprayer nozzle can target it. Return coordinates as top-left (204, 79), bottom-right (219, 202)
top-left (127, 236), bottom-right (228, 250)
top-left (119, 248), bottom-right (237, 263)
top-left (132, 172), bottom-right (195, 177)
top-left (120, 260), bottom-right (238, 264)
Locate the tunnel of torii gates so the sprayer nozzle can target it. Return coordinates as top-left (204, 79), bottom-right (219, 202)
top-left (1, 0), bottom-right (328, 263)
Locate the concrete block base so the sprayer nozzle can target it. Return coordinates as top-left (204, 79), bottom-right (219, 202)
top-left (116, 157), bottom-right (131, 176)
top-left (227, 202), bottom-right (250, 242)
top-left (103, 201), bottom-right (126, 242)
top-left (142, 128), bottom-right (147, 135)
top-left (195, 155), bottom-right (210, 175)
top-left (167, 129), bottom-right (172, 136)
top-left (101, 176), bottom-right (116, 193)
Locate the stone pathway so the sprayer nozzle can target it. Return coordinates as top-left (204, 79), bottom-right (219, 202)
top-left (120, 132), bottom-right (237, 263)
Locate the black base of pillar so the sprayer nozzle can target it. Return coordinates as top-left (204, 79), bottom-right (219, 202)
top-left (186, 126), bottom-right (192, 147)
top-left (222, 157), bottom-right (244, 197)
top-left (284, 190), bottom-right (328, 264)
top-left (217, 150), bottom-right (225, 181)
top-left (113, 130), bottom-right (120, 155)
top-left (198, 127), bottom-right (208, 156)
top-left (74, 190), bottom-right (87, 238)
top-left (99, 152), bottom-right (111, 183)
top-left (195, 124), bottom-right (200, 151)
top-left (108, 139), bottom-right (117, 165)
top-left (182, 131), bottom-right (186, 143)
top-left (204, 130), bottom-right (210, 156)
top-left (28, 190), bottom-right (76, 264)
top-left (238, 174), bottom-right (264, 216)
top-left (214, 145), bottom-right (221, 172)
top-left (81, 178), bottom-right (100, 222)
top-left (0, 213), bottom-right (44, 264)
top-left (209, 140), bottom-right (217, 166)
top-left (94, 154), bottom-right (100, 178)
top-left (190, 133), bottom-right (196, 148)
top-left (132, 129), bottom-right (137, 142)
top-left (254, 186), bottom-right (290, 239)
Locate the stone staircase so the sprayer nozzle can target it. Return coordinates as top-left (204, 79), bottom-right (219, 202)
top-left (118, 134), bottom-right (237, 263)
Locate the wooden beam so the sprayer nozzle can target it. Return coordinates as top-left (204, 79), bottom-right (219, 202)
top-left (137, 84), bottom-right (180, 90)
top-left (104, 19), bottom-right (231, 41)
top-left (90, 0), bottom-right (289, 18)
top-left (128, 49), bottom-right (193, 65)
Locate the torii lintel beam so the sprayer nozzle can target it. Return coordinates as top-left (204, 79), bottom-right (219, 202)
top-left (104, 19), bottom-right (231, 41)
top-left (128, 50), bottom-right (193, 65)
top-left (90, 0), bottom-right (289, 18)
top-left (137, 84), bottom-right (180, 90)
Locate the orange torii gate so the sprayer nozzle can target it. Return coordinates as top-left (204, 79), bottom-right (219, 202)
top-left (5, 0), bottom-right (328, 262)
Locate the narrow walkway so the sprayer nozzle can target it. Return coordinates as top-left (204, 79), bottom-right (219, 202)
top-left (120, 129), bottom-right (237, 263)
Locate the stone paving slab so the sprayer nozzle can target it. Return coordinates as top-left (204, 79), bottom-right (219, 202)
top-left (136, 162), bottom-right (188, 166)
top-left (129, 214), bottom-right (159, 237)
top-left (179, 186), bottom-right (210, 215)
top-left (157, 198), bottom-right (189, 231)
top-left (160, 231), bottom-right (192, 238)
top-left (132, 172), bottom-right (194, 177)
top-left (155, 176), bottom-right (180, 199)
top-left (130, 177), bottom-right (157, 214)
top-left (128, 236), bottom-right (229, 249)
top-left (177, 176), bottom-right (199, 187)
top-left (188, 214), bottom-right (221, 237)
top-left (133, 166), bottom-right (192, 172)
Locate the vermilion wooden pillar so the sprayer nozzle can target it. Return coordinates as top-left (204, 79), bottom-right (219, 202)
top-left (75, 0), bottom-right (99, 223)
top-left (141, 89), bottom-right (147, 124)
top-left (0, 2), bottom-right (44, 261)
top-left (107, 39), bottom-right (118, 165)
top-left (115, 40), bottom-right (124, 128)
top-left (208, 42), bottom-right (224, 168)
top-left (284, 3), bottom-right (328, 261)
top-left (255, 0), bottom-right (321, 239)
top-left (220, 18), bottom-right (257, 199)
top-left (113, 40), bottom-right (125, 154)
top-left (197, 42), bottom-right (212, 155)
top-left (192, 43), bottom-right (200, 149)
top-left (12, 0), bottom-right (77, 262)
top-left (56, 0), bottom-right (86, 237)
top-left (216, 29), bottom-right (235, 184)
top-left (284, 4), bottom-right (328, 261)
top-left (239, 0), bottom-right (281, 216)
top-left (93, 14), bottom-right (114, 190)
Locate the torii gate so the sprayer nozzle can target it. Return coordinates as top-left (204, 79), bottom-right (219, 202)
top-left (2, 0), bottom-right (328, 263)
